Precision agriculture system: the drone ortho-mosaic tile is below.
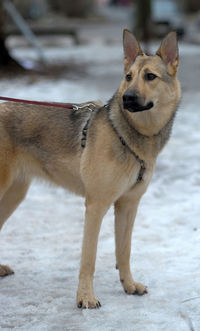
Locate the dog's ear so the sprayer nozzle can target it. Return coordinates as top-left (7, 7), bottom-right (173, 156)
top-left (123, 29), bottom-right (143, 72)
top-left (156, 31), bottom-right (179, 75)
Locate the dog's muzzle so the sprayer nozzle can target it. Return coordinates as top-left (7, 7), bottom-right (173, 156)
top-left (123, 92), bottom-right (154, 113)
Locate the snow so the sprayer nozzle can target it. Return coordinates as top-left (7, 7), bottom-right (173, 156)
top-left (0, 38), bottom-right (200, 330)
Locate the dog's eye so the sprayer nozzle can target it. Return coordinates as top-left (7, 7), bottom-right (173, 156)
top-left (145, 73), bottom-right (157, 81)
top-left (126, 74), bottom-right (132, 82)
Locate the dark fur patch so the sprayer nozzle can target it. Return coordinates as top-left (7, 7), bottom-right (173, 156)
top-left (2, 103), bottom-right (92, 161)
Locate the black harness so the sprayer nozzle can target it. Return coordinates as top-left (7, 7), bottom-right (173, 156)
top-left (81, 118), bottom-right (90, 148)
top-left (118, 136), bottom-right (146, 183)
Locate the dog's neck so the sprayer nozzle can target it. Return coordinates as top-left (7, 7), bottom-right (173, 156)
top-left (107, 92), bottom-right (178, 160)
top-left (125, 104), bottom-right (176, 137)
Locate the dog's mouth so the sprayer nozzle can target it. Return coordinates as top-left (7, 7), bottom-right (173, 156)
top-left (123, 101), bottom-right (154, 113)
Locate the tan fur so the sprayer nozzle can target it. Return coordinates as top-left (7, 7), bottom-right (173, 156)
top-left (0, 30), bottom-right (181, 308)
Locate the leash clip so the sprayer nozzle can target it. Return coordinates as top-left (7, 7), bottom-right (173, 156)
top-left (73, 103), bottom-right (96, 112)
top-left (72, 104), bottom-right (79, 111)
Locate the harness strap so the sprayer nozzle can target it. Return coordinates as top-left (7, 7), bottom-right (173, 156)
top-left (119, 136), bottom-right (146, 182)
top-left (81, 119), bottom-right (90, 148)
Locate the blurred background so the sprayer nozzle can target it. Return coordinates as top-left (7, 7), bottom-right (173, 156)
top-left (0, 0), bottom-right (199, 101)
top-left (0, 0), bottom-right (200, 75)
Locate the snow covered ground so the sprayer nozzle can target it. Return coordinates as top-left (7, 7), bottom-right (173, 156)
top-left (0, 37), bottom-right (200, 330)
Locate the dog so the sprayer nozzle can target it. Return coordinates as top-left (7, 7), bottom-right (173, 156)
top-left (0, 30), bottom-right (181, 308)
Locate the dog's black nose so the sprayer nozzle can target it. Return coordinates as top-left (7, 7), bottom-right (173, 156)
top-left (123, 91), bottom-right (154, 112)
top-left (123, 91), bottom-right (138, 104)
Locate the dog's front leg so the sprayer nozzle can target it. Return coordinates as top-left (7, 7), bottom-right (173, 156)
top-left (114, 195), bottom-right (147, 295)
top-left (77, 199), bottom-right (108, 309)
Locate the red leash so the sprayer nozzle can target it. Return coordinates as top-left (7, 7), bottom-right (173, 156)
top-left (0, 96), bottom-right (75, 109)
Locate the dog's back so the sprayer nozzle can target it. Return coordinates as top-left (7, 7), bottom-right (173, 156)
top-left (0, 102), bottom-right (94, 196)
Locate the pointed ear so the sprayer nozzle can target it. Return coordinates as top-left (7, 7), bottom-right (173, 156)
top-left (156, 31), bottom-right (179, 75)
top-left (123, 29), bottom-right (143, 72)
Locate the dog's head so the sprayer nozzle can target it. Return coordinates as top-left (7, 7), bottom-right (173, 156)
top-left (119, 30), bottom-right (181, 135)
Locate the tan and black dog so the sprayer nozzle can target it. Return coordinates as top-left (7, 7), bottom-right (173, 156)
top-left (0, 30), bottom-right (181, 308)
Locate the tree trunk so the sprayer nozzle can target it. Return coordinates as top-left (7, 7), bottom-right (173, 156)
top-left (184, 0), bottom-right (200, 12)
top-left (0, 1), bottom-right (22, 69)
top-left (134, 0), bottom-right (152, 42)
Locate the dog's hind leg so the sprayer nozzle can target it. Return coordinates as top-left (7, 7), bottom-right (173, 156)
top-left (0, 179), bottom-right (30, 276)
top-left (114, 194), bottom-right (147, 295)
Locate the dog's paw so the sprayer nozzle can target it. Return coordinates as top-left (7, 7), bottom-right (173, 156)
top-left (77, 293), bottom-right (101, 309)
top-left (0, 264), bottom-right (14, 277)
top-left (123, 280), bottom-right (148, 295)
